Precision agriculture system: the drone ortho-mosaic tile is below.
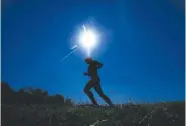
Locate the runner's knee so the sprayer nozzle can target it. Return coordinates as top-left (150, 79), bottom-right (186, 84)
top-left (84, 88), bottom-right (90, 94)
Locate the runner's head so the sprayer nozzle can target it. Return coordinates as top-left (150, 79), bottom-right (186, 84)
top-left (85, 57), bottom-right (92, 64)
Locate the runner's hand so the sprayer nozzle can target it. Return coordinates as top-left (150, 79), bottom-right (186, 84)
top-left (84, 72), bottom-right (89, 76)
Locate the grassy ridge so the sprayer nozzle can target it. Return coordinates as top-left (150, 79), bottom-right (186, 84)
top-left (2, 101), bottom-right (185, 126)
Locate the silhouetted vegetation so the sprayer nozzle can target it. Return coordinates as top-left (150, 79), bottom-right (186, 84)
top-left (1, 82), bottom-right (71, 105)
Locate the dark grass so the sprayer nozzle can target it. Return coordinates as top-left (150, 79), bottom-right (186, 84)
top-left (1, 101), bottom-right (185, 126)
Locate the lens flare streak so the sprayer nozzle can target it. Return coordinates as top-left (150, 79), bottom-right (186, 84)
top-left (60, 48), bottom-right (77, 62)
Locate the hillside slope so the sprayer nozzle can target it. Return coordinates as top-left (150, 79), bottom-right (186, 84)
top-left (2, 101), bottom-right (185, 126)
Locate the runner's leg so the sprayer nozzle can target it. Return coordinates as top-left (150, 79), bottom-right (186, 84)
top-left (94, 82), bottom-right (114, 107)
top-left (84, 80), bottom-right (98, 106)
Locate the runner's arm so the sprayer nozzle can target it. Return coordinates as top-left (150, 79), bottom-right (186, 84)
top-left (96, 61), bottom-right (103, 69)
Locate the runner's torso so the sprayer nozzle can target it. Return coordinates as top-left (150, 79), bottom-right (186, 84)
top-left (88, 61), bottom-right (99, 77)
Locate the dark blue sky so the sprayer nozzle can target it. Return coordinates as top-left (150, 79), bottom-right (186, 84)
top-left (2, 0), bottom-right (185, 103)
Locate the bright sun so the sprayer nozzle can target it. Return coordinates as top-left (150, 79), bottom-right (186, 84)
top-left (78, 25), bottom-right (98, 56)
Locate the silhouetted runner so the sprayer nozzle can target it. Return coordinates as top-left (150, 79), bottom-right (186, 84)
top-left (83, 57), bottom-right (114, 107)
